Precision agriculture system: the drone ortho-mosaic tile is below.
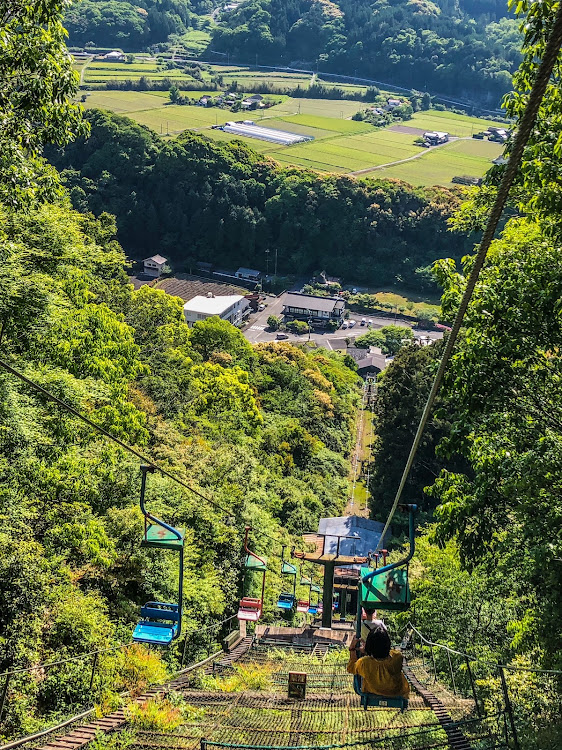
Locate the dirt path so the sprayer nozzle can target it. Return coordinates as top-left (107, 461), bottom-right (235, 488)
top-left (345, 379), bottom-right (375, 517)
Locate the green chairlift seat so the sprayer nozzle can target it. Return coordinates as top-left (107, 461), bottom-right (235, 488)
top-left (245, 553), bottom-right (267, 571)
top-left (133, 465), bottom-right (184, 646)
top-left (360, 566), bottom-right (410, 611)
top-left (282, 561), bottom-right (297, 576)
top-left (142, 523), bottom-right (184, 550)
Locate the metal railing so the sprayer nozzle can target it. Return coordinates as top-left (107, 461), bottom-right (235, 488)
top-left (404, 624), bottom-right (562, 750)
top-left (0, 613), bottom-right (238, 746)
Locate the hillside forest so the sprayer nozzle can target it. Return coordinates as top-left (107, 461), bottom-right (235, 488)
top-left (48, 111), bottom-right (472, 294)
top-left (65, 0), bottom-right (523, 103)
top-left (2, 0), bottom-right (562, 747)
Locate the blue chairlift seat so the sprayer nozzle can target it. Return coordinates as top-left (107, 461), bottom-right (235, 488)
top-left (133, 602), bottom-right (180, 646)
top-left (308, 604), bottom-right (319, 615)
top-left (353, 675), bottom-right (408, 712)
top-left (277, 593), bottom-right (297, 611)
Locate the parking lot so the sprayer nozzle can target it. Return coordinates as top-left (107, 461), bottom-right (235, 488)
top-left (243, 292), bottom-right (442, 349)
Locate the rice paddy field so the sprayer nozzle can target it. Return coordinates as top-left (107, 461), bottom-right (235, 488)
top-left (80, 87), bottom-right (505, 185)
top-left (372, 138), bottom-right (503, 185)
top-left (407, 110), bottom-right (506, 137)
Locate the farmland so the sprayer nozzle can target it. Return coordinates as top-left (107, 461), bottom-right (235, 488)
top-left (372, 138), bottom-right (503, 185)
top-left (80, 89), bottom-right (505, 185)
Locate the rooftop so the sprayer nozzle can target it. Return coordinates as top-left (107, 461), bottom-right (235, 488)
top-left (284, 292), bottom-right (345, 313)
top-left (183, 294), bottom-right (244, 315)
top-left (236, 267), bottom-right (261, 276)
top-left (154, 275), bottom-right (247, 301)
top-left (318, 516), bottom-right (387, 558)
top-left (144, 254), bottom-right (167, 265)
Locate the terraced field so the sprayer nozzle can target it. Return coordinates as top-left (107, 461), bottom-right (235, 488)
top-left (79, 89), bottom-right (505, 183)
top-left (373, 138), bottom-right (503, 185)
top-left (408, 111), bottom-right (506, 137)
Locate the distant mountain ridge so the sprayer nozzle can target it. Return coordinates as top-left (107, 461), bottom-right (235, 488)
top-left (66, 0), bottom-right (521, 103)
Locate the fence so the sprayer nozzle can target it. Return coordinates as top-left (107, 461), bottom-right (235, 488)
top-left (0, 614), bottom-right (238, 745)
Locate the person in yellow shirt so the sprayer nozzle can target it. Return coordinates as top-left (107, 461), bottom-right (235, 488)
top-left (347, 628), bottom-right (410, 700)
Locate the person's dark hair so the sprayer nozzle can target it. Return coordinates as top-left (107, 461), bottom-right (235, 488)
top-left (364, 627), bottom-right (391, 659)
top-left (363, 606), bottom-right (377, 616)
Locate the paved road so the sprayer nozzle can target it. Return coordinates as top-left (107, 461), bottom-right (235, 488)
top-left (242, 292), bottom-right (442, 347)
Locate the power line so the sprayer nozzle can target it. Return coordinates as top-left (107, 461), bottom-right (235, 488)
top-left (0, 357), bottom-right (283, 550)
top-left (375, 4), bottom-right (562, 550)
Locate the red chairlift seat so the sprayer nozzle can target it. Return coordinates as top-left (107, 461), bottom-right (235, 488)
top-left (237, 527), bottom-right (267, 624)
top-left (237, 596), bottom-right (263, 621)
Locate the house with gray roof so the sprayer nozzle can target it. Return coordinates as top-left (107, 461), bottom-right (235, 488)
top-left (282, 292), bottom-right (345, 325)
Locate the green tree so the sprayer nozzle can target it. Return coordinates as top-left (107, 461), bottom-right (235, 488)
top-left (430, 218), bottom-right (562, 666)
top-left (189, 317), bottom-right (254, 366)
top-left (356, 325), bottom-right (413, 355)
top-left (267, 315), bottom-right (281, 330)
top-left (0, 0), bottom-right (85, 205)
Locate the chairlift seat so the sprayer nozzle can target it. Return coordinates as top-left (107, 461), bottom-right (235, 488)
top-left (133, 601), bottom-right (180, 645)
top-left (353, 675), bottom-right (408, 711)
top-left (237, 597), bottom-right (263, 621)
top-left (308, 605), bottom-right (319, 615)
top-left (141, 523), bottom-right (184, 550)
top-left (281, 561), bottom-right (297, 576)
top-left (296, 600), bottom-right (310, 613)
top-left (277, 593), bottom-right (297, 610)
top-left (245, 554), bottom-right (267, 571)
top-left (360, 565), bottom-right (410, 612)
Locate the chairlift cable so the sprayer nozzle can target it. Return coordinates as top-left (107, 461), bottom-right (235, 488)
top-left (375, 6), bottom-right (562, 551)
top-left (0, 356), bottom-right (283, 549)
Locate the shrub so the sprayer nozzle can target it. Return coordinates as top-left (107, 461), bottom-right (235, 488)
top-left (267, 315), bottom-right (281, 331)
top-left (89, 729), bottom-right (136, 750)
top-left (126, 695), bottom-right (198, 731)
top-left (199, 663), bottom-right (273, 692)
top-left (287, 320), bottom-right (309, 335)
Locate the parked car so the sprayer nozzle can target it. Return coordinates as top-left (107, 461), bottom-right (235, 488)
top-left (276, 332), bottom-right (289, 340)
top-left (258, 303), bottom-right (266, 311)
top-left (349, 320), bottom-right (356, 328)
top-left (361, 318), bottom-right (367, 325)
top-left (341, 321), bottom-right (349, 329)
top-left (352, 288), bottom-right (358, 294)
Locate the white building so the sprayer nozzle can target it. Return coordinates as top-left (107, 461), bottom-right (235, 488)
top-left (222, 122), bottom-right (312, 145)
top-left (183, 293), bottom-right (249, 327)
top-left (104, 50), bottom-right (126, 62)
top-left (143, 254), bottom-right (168, 277)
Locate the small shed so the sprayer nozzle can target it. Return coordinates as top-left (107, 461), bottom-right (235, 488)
top-left (143, 254), bottom-right (168, 277)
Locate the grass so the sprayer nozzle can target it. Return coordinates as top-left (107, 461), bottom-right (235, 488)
top-left (77, 88), bottom-right (505, 183)
top-left (408, 110), bottom-right (508, 137)
top-left (267, 97), bottom-right (364, 118)
top-left (267, 129), bottom-right (422, 173)
top-left (199, 663), bottom-right (274, 692)
top-left (279, 113), bottom-right (372, 134)
top-left (81, 91), bottom-right (170, 113)
top-left (127, 104), bottom-right (237, 132)
top-left (372, 138), bottom-right (503, 186)
top-left (177, 29), bottom-right (212, 54)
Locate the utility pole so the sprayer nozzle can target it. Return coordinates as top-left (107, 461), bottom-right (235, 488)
top-left (274, 247), bottom-right (278, 280)
top-left (265, 248), bottom-right (270, 276)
